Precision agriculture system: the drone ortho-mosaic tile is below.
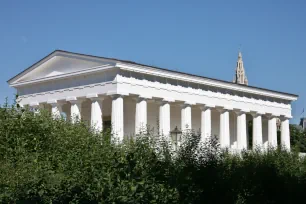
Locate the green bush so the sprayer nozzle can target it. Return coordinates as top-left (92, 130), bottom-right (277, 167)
top-left (1, 103), bottom-right (306, 203)
top-left (290, 124), bottom-right (306, 152)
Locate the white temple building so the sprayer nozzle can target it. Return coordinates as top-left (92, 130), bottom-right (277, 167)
top-left (7, 50), bottom-right (298, 150)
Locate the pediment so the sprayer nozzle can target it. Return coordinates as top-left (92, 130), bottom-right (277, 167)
top-left (9, 51), bottom-right (116, 85)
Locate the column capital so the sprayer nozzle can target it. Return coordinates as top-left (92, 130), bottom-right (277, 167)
top-left (280, 115), bottom-right (292, 121)
top-left (233, 108), bottom-right (250, 115)
top-left (66, 96), bottom-right (85, 104)
top-left (134, 95), bottom-right (152, 102)
top-left (107, 90), bottom-right (129, 97)
top-left (137, 94), bottom-right (152, 99)
top-left (162, 97), bottom-right (175, 103)
top-left (250, 111), bottom-right (265, 117)
top-left (199, 104), bottom-right (215, 111)
top-left (47, 99), bottom-right (66, 106)
top-left (29, 101), bottom-right (40, 107)
top-left (86, 93), bottom-right (105, 102)
top-left (184, 101), bottom-right (196, 105)
top-left (156, 97), bottom-right (175, 104)
top-left (180, 103), bottom-right (193, 108)
top-left (216, 106), bottom-right (232, 113)
top-left (47, 99), bottom-right (57, 105)
top-left (178, 101), bottom-right (195, 109)
top-left (266, 113), bottom-right (280, 119)
top-left (29, 102), bottom-right (43, 114)
top-left (110, 95), bottom-right (125, 100)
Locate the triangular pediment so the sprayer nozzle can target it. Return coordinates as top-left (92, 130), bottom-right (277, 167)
top-left (9, 50), bottom-right (116, 85)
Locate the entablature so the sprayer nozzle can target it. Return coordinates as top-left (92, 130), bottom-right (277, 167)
top-left (116, 62), bottom-right (298, 102)
top-left (117, 69), bottom-right (294, 106)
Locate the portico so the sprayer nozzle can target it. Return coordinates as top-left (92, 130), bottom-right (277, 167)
top-left (8, 50), bottom-right (298, 150)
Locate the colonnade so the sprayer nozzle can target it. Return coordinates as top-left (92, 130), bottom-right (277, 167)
top-left (31, 94), bottom-right (291, 150)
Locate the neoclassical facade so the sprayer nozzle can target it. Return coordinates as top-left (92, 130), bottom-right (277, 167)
top-left (8, 50), bottom-right (298, 150)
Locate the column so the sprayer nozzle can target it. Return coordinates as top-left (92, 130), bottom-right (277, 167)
top-left (246, 119), bottom-right (250, 149)
top-left (181, 103), bottom-right (192, 132)
top-left (267, 115), bottom-right (278, 148)
top-left (281, 117), bottom-right (290, 150)
top-left (30, 102), bottom-right (42, 114)
top-left (17, 102), bottom-right (24, 108)
top-left (67, 97), bottom-right (83, 123)
top-left (235, 110), bottom-right (247, 150)
top-left (47, 100), bottom-right (63, 119)
top-left (159, 100), bottom-right (171, 137)
top-left (87, 95), bottom-right (104, 131)
top-left (200, 105), bottom-right (213, 142)
top-left (111, 95), bottom-right (124, 141)
top-left (218, 108), bottom-right (230, 148)
top-left (251, 112), bottom-right (263, 149)
top-left (135, 97), bottom-right (148, 134)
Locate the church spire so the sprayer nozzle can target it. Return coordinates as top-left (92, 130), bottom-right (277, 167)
top-left (233, 51), bottom-right (248, 85)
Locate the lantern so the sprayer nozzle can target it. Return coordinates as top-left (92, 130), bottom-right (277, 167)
top-left (170, 126), bottom-right (182, 151)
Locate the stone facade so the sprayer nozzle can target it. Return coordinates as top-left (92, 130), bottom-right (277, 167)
top-left (8, 50), bottom-right (298, 150)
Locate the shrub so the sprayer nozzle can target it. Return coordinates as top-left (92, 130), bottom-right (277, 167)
top-left (0, 103), bottom-right (306, 203)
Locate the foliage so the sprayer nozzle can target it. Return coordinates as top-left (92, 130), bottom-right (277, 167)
top-left (290, 124), bottom-right (306, 152)
top-left (1, 102), bottom-right (306, 203)
top-left (247, 120), bottom-right (306, 152)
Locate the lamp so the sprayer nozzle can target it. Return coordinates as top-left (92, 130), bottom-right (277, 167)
top-left (170, 126), bottom-right (182, 151)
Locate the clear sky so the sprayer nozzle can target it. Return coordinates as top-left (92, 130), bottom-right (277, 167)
top-left (0, 0), bottom-right (305, 124)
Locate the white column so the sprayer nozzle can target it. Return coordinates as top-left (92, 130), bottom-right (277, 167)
top-left (67, 97), bottom-right (83, 123)
top-left (159, 100), bottom-right (171, 137)
top-left (17, 102), bottom-right (24, 108)
top-left (87, 94), bottom-right (104, 131)
top-left (246, 119), bottom-right (250, 149)
top-left (235, 110), bottom-right (247, 150)
top-left (181, 103), bottom-right (192, 132)
top-left (111, 95), bottom-right (124, 141)
top-left (135, 97), bottom-right (148, 134)
top-left (218, 108), bottom-right (230, 148)
top-left (47, 100), bottom-right (63, 119)
top-left (281, 117), bottom-right (290, 150)
top-left (267, 115), bottom-right (278, 148)
top-left (200, 106), bottom-right (213, 142)
top-left (251, 112), bottom-right (263, 149)
top-left (30, 102), bottom-right (42, 114)
top-left (51, 104), bottom-right (62, 118)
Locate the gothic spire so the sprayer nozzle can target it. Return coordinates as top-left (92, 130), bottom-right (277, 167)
top-left (233, 51), bottom-right (248, 85)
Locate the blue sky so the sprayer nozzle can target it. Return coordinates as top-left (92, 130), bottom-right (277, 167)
top-left (0, 0), bottom-right (305, 124)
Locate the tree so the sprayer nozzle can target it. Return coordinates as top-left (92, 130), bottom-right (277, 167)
top-left (290, 124), bottom-right (306, 152)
